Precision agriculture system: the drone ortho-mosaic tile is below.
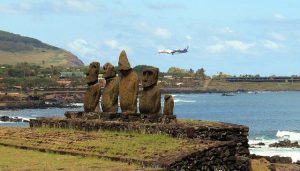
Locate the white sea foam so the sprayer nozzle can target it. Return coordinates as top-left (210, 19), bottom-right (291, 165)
top-left (18, 117), bottom-right (32, 122)
top-left (250, 147), bottom-right (300, 162)
top-left (70, 103), bottom-right (84, 107)
top-left (0, 121), bottom-right (15, 124)
top-left (250, 130), bottom-right (300, 162)
top-left (0, 116), bottom-right (33, 122)
top-left (249, 139), bottom-right (277, 146)
top-left (174, 99), bottom-right (196, 103)
top-left (276, 130), bottom-right (300, 141)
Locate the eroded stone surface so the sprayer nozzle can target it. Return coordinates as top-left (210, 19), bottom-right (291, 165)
top-left (163, 94), bottom-right (174, 115)
top-left (139, 67), bottom-right (161, 114)
top-left (84, 62), bottom-right (101, 113)
top-left (118, 50), bottom-right (138, 114)
top-left (101, 63), bottom-right (119, 113)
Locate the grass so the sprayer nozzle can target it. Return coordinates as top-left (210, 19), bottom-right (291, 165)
top-left (0, 145), bottom-right (142, 171)
top-left (0, 49), bottom-right (77, 67)
top-left (178, 119), bottom-right (242, 128)
top-left (0, 127), bottom-right (211, 164)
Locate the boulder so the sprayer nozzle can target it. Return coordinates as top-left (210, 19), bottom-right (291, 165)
top-left (269, 139), bottom-right (300, 148)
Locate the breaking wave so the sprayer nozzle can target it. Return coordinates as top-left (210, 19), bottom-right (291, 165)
top-left (250, 130), bottom-right (300, 162)
top-left (174, 99), bottom-right (196, 103)
top-left (276, 130), bottom-right (300, 141)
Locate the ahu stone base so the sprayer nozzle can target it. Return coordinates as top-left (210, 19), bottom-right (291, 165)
top-left (29, 117), bottom-right (250, 170)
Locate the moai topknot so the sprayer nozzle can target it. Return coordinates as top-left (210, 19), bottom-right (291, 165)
top-left (83, 62), bottom-right (101, 113)
top-left (139, 67), bottom-right (161, 114)
top-left (118, 50), bottom-right (139, 114)
top-left (101, 63), bottom-right (119, 113)
top-left (163, 94), bottom-right (174, 115)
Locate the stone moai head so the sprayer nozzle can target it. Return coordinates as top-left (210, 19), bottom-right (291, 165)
top-left (142, 67), bottom-right (159, 88)
top-left (86, 62), bottom-right (100, 85)
top-left (163, 94), bottom-right (174, 115)
top-left (103, 63), bottom-right (116, 79)
top-left (118, 50), bottom-right (131, 75)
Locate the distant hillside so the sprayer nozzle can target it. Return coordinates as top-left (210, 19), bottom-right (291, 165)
top-left (0, 30), bottom-right (84, 67)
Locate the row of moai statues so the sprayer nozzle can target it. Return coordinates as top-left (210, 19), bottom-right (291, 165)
top-left (83, 50), bottom-right (174, 116)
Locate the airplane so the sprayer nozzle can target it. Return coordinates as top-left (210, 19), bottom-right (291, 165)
top-left (158, 46), bottom-right (189, 55)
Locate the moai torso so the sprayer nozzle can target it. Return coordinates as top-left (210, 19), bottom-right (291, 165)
top-left (101, 63), bottom-right (119, 113)
top-left (118, 50), bottom-right (138, 114)
top-left (139, 67), bottom-right (161, 114)
top-left (83, 62), bottom-right (101, 113)
top-left (84, 83), bottom-right (101, 112)
top-left (163, 94), bottom-right (174, 115)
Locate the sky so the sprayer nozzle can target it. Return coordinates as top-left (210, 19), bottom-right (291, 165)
top-left (1, 0), bottom-right (300, 76)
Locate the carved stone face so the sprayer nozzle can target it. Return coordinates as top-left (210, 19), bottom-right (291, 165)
top-left (86, 62), bottom-right (100, 85)
top-left (103, 63), bottom-right (116, 79)
top-left (142, 67), bottom-right (159, 88)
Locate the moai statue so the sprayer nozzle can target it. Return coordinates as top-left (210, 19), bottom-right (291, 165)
top-left (139, 67), bottom-right (161, 114)
top-left (118, 50), bottom-right (138, 114)
top-left (101, 63), bottom-right (119, 113)
top-left (84, 62), bottom-right (101, 113)
top-left (163, 94), bottom-right (174, 115)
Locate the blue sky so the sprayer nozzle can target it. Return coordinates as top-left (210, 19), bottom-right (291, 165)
top-left (1, 0), bottom-right (300, 76)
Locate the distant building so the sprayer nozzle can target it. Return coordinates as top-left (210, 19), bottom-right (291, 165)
top-left (57, 80), bottom-right (72, 87)
top-left (60, 71), bottom-right (84, 79)
top-left (225, 76), bottom-right (300, 83)
top-left (163, 75), bottom-right (173, 79)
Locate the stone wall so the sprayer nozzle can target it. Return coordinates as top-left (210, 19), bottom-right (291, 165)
top-left (167, 141), bottom-right (249, 170)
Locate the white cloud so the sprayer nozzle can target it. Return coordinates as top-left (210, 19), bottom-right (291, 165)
top-left (206, 44), bottom-right (225, 53)
top-left (154, 27), bottom-right (172, 39)
top-left (104, 39), bottom-right (130, 51)
top-left (0, 0), bottom-right (98, 15)
top-left (185, 35), bottom-right (192, 40)
top-left (68, 39), bottom-right (97, 57)
top-left (262, 40), bottom-right (282, 50)
top-left (268, 32), bottom-right (287, 41)
top-left (225, 40), bottom-right (254, 51)
top-left (104, 40), bottom-right (119, 49)
top-left (274, 13), bottom-right (286, 21)
top-left (51, 0), bottom-right (96, 12)
top-left (145, 2), bottom-right (183, 10)
top-left (214, 27), bottom-right (235, 34)
top-left (0, 2), bottom-right (30, 14)
top-left (207, 40), bottom-right (255, 53)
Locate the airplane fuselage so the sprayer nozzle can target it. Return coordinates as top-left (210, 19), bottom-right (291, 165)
top-left (158, 46), bottom-right (188, 55)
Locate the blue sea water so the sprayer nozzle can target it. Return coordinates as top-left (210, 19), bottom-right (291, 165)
top-left (1, 91), bottom-right (300, 161)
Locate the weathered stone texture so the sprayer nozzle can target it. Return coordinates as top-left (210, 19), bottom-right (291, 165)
top-left (163, 94), bottom-right (174, 115)
top-left (83, 62), bottom-right (101, 113)
top-left (101, 63), bottom-right (119, 113)
top-left (118, 50), bottom-right (138, 113)
top-left (168, 142), bottom-right (249, 171)
top-left (139, 67), bottom-right (161, 114)
top-left (84, 83), bottom-right (101, 113)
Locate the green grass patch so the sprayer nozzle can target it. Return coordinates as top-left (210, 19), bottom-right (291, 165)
top-left (0, 127), bottom-right (207, 163)
top-left (0, 145), bottom-right (141, 171)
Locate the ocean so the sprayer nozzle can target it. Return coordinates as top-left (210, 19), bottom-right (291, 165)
top-left (1, 91), bottom-right (300, 161)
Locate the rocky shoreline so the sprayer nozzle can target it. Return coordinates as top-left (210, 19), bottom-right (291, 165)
top-left (269, 139), bottom-right (300, 148)
top-left (0, 116), bottom-right (29, 122)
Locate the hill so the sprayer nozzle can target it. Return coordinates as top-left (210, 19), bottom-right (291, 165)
top-left (0, 30), bottom-right (84, 67)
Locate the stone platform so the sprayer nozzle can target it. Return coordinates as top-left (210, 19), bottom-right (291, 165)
top-left (28, 117), bottom-right (250, 170)
top-left (64, 111), bottom-right (177, 124)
